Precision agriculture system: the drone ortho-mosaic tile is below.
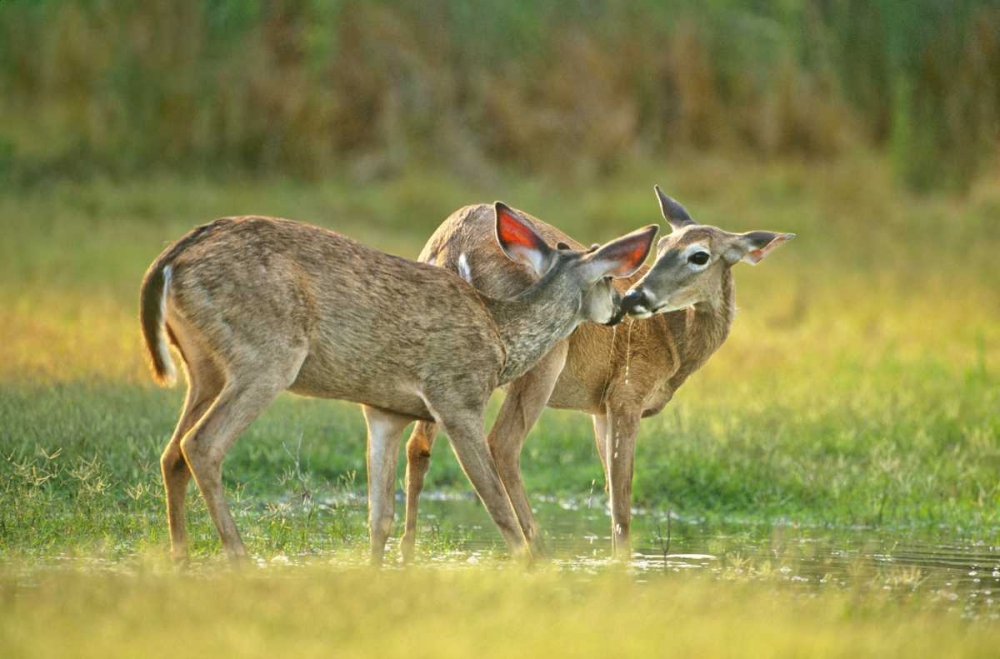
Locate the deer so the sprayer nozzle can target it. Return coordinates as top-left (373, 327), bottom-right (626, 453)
top-left (138, 204), bottom-right (657, 563)
top-left (399, 187), bottom-right (794, 560)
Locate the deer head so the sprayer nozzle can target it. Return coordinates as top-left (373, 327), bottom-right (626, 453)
top-left (494, 202), bottom-right (657, 326)
top-left (622, 186), bottom-right (795, 318)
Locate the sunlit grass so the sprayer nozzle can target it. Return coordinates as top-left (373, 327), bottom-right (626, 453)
top-left (1, 158), bottom-right (998, 656)
top-left (1, 156), bottom-right (997, 384)
top-left (2, 564), bottom-right (998, 659)
top-left (1, 157), bottom-right (998, 557)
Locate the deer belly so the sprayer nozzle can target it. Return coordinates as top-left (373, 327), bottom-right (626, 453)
top-left (546, 374), bottom-right (605, 414)
top-left (289, 352), bottom-right (433, 420)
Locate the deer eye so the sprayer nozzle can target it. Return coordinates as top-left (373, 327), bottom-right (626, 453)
top-left (688, 251), bottom-right (710, 266)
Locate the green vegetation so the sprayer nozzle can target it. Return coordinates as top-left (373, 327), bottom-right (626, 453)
top-left (1, 1), bottom-right (998, 190)
top-left (3, 3), bottom-right (999, 654)
top-left (1, 157), bottom-right (998, 562)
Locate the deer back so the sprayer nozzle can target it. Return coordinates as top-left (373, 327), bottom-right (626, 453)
top-left (165, 216), bottom-right (506, 419)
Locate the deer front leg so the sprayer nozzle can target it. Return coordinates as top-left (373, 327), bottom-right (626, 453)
top-left (603, 404), bottom-right (642, 560)
top-left (399, 420), bottom-right (439, 563)
top-left (438, 412), bottom-right (528, 557)
top-left (363, 406), bottom-right (412, 565)
top-left (487, 341), bottom-right (567, 555)
top-left (592, 414), bottom-right (610, 485)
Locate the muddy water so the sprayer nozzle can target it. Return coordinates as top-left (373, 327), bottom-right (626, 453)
top-left (412, 494), bottom-right (1000, 618)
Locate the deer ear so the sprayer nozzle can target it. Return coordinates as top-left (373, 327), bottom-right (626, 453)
top-left (723, 231), bottom-right (796, 265)
top-left (655, 185), bottom-right (696, 231)
top-left (583, 225), bottom-right (659, 281)
top-left (494, 202), bottom-right (554, 276)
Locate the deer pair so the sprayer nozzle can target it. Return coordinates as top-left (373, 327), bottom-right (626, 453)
top-left (140, 188), bottom-right (793, 563)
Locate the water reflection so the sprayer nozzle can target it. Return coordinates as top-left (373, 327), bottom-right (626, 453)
top-left (12, 492), bottom-right (998, 621)
top-left (413, 494), bottom-right (1000, 619)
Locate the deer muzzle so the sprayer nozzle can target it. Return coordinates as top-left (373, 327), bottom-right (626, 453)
top-left (621, 288), bottom-right (653, 319)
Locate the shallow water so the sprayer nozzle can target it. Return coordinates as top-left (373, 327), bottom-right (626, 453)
top-left (12, 491), bottom-right (999, 620)
top-left (411, 494), bottom-right (1000, 618)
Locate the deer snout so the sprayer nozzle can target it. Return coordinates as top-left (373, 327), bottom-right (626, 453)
top-left (622, 289), bottom-right (653, 319)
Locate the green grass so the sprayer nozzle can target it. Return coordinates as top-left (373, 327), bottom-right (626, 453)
top-left (3, 0), bottom-right (1000, 644)
top-left (1, 156), bottom-right (999, 563)
top-left (1, 160), bottom-right (999, 657)
top-left (1, 158), bottom-right (999, 655)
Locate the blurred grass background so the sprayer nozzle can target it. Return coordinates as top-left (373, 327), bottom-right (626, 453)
top-left (1, 0), bottom-right (998, 191)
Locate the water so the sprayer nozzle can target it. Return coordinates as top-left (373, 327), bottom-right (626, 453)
top-left (411, 494), bottom-right (1000, 617)
top-left (16, 491), bottom-right (999, 620)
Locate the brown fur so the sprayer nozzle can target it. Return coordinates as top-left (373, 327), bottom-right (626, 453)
top-left (139, 212), bottom-right (655, 563)
top-left (400, 199), bottom-right (793, 560)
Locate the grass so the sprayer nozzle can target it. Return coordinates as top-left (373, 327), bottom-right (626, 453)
top-left (2, 564), bottom-right (998, 658)
top-left (1, 156), bottom-right (998, 654)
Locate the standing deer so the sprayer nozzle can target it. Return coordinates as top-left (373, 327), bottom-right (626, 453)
top-left (400, 187), bottom-right (794, 560)
top-left (139, 205), bottom-right (657, 563)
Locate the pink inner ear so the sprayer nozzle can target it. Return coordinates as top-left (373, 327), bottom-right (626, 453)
top-left (624, 241), bottom-right (649, 269)
top-left (745, 234), bottom-right (791, 264)
top-left (608, 240), bottom-right (650, 276)
top-left (596, 226), bottom-right (657, 277)
top-left (497, 208), bottom-right (542, 251)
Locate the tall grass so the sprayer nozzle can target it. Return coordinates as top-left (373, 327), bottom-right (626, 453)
top-left (1, 0), bottom-right (998, 190)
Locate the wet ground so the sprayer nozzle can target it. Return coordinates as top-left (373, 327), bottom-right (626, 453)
top-left (9, 491), bottom-right (998, 621)
top-left (404, 494), bottom-right (1000, 619)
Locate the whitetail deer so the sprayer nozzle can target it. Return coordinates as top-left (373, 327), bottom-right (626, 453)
top-left (139, 205), bottom-right (657, 563)
top-left (401, 187), bottom-right (794, 560)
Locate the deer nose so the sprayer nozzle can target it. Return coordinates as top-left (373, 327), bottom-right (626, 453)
top-left (621, 289), bottom-right (649, 315)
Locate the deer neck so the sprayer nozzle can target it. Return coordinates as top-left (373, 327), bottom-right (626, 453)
top-left (671, 266), bottom-right (736, 384)
top-left (483, 274), bottom-right (580, 385)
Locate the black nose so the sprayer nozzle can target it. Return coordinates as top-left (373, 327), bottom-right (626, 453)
top-left (621, 289), bottom-right (647, 314)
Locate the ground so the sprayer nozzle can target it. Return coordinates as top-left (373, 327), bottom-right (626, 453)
top-left (1, 155), bottom-right (998, 655)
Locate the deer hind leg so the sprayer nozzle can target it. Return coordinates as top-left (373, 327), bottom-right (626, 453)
top-left (180, 363), bottom-right (298, 562)
top-left (400, 420), bottom-right (439, 563)
top-left (160, 347), bottom-right (225, 564)
top-left (363, 406), bottom-right (412, 565)
top-left (487, 341), bottom-right (567, 556)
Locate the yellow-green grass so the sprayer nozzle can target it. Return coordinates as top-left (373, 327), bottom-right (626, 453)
top-left (1, 563), bottom-right (998, 659)
top-left (1, 155), bottom-right (999, 561)
top-left (3, 155), bottom-right (998, 384)
top-left (2, 156), bottom-right (999, 657)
